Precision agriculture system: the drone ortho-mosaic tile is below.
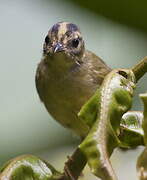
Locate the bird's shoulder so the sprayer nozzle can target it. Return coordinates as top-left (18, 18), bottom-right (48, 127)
top-left (84, 50), bottom-right (110, 69)
top-left (83, 50), bottom-right (111, 84)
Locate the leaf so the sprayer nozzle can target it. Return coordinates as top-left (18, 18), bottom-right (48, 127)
top-left (78, 89), bottom-right (100, 128)
top-left (0, 155), bottom-right (61, 180)
top-left (119, 111), bottom-right (144, 148)
top-left (79, 69), bottom-right (136, 180)
top-left (137, 93), bottom-right (147, 180)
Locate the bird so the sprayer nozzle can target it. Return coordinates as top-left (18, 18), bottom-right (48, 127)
top-left (35, 22), bottom-right (111, 137)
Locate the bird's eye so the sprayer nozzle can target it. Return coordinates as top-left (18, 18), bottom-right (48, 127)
top-left (72, 39), bottom-right (79, 48)
top-left (45, 36), bottom-right (50, 44)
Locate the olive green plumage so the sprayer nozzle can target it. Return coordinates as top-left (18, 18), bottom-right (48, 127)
top-left (35, 22), bottom-right (111, 137)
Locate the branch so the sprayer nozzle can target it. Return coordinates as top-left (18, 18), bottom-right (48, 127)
top-left (59, 148), bottom-right (87, 180)
top-left (132, 56), bottom-right (147, 82)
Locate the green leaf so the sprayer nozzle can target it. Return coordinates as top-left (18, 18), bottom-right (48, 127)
top-left (78, 89), bottom-right (100, 128)
top-left (0, 155), bottom-right (61, 180)
top-left (137, 93), bottom-right (147, 180)
top-left (79, 69), bottom-right (136, 180)
top-left (119, 111), bottom-right (144, 148)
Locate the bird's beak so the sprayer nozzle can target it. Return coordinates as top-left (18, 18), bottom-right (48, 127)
top-left (53, 43), bottom-right (64, 53)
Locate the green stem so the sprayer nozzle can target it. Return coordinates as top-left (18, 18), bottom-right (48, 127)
top-left (132, 56), bottom-right (147, 82)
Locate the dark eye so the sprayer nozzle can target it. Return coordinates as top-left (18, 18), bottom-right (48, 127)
top-left (45, 36), bottom-right (50, 44)
top-left (72, 39), bottom-right (79, 48)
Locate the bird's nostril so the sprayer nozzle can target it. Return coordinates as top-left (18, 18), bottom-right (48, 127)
top-left (53, 43), bottom-right (63, 53)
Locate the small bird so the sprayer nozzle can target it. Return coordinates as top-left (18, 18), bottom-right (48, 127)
top-left (35, 22), bottom-right (111, 137)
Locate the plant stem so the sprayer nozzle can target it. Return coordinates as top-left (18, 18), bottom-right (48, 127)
top-left (58, 148), bottom-right (87, 180)
top-left (132, 56), bottom-right (147, 82)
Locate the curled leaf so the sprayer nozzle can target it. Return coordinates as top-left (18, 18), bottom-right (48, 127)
top-left (79, 69), bottom-right (136, 180)
top-left (137, 93), bottom-right (147, 180)
top-left (119, 111), bottom-right (144, 148)
top-left (0, 155), bottom-right (61, 180)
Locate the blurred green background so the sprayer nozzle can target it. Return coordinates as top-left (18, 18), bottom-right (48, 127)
top-left (0, 0), bottom-right (147, 179)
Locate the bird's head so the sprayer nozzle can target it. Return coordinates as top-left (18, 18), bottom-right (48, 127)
top-left (43, 22), bottom-right (85, 68)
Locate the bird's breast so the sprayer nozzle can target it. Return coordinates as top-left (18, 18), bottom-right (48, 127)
top-left (41, 69), bottom-right (98, 136)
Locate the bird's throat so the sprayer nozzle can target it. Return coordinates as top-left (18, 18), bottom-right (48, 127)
top-left (46, 52), bottom-right (81, 78)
